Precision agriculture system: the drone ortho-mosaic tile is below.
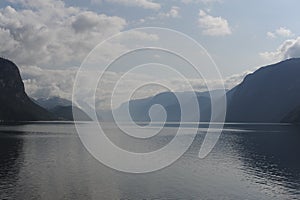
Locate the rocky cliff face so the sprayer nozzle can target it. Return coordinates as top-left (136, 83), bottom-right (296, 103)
top-left (0, 58), bottom-right (56, 121)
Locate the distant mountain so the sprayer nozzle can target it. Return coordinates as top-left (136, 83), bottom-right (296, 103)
top-left (0, 58), bottom-right (56, 121)
top-left (49, 105), bottom-right (92, 121)
top-left (115, 92), bottom-right (181, 122)
top-left (113, 58), bottom-right (300, 123)
top-left (113, 90), bottom-right (226, 122)
top-left (35, 97), bottom-right (91, 121)
top-left (226, 58), bottom-right (300, 122)
top-left (35, 96), bottom-right (72, 110)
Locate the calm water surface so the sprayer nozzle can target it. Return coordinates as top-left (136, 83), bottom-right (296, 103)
top-left (0, 123), bottom-right (299, 200)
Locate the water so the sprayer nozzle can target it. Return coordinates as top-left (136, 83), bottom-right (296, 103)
top-left (0, 123), bottom-right (299, 200)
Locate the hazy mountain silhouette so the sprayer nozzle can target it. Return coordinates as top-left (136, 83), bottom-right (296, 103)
top-left (35, 96), bottom-right (72, 110)
top-left (115, 92), bottom-right (181, 122)
top-left (226, 58), bottom-right (300, 122)
top-left (49, 105), bottom-right (92, 121)
top-left (35, 97), bottom-right (92, 121)
top-left (114, 90), bottom-right (226, 122)
top-left (0, 58), bottom-right (56, 121)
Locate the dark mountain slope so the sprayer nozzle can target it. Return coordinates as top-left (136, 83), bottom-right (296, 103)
top-left (0, 58), bottom-right (56, 121)
top-left (281, 105), bottom-right (300, 123)
top-left (226, 58), bottom-right (300, 122)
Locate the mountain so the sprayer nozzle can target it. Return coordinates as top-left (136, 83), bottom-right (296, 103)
top-left (35, 96), bottom-right (72, 110)
top-left (281, 105), bottom-right (300, 123)
top-left (113, 58), bottom-right (300, 123)
top-left (35, 97), bottom-right (91, 121)
top-left (0, 58), bottom-right (56, 121)
top-left (115, 92), bottom-right (181, 122)
top-left (113, 90), bottom-right (226, 123)
top-left (226, 58), bottom-right (300, 122)
top-left (49, 105), bottom-right (92, 121)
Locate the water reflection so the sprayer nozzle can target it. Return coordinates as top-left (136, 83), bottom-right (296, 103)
top-left (227, 124), bottom-right (300, 198)
top-left (0, 123), bottom-right (299, 199)
top-left (0, 132), bottom-right (23, 199)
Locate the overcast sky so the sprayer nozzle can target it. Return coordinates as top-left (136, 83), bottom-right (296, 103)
top-left (0, 0), bottom-right (300, 107)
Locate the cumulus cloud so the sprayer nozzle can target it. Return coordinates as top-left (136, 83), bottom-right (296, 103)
top-left (260, 37), bottom-right (300, 61)
top-left (0, 0), bottom-right (127, 67)
top-left (267, 27), bottom-right (294, 39)
top-left (0, 0), bottom-right (246, 109)
top-left (198, 10), bottom-right (231, 36)
top-left (20, 66), bottom-right (77, 100)
top-left (91, 0), bottom-right (161, 10)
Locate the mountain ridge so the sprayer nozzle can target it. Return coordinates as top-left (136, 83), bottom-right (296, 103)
top-left (35, 97), bottom-right (92, 121)
top-left (0, 58), bottom-right (56, 121)
top-left (226, 58), bottom-right (300, 122)
top-left (112, 58), bottom-right (300, 123)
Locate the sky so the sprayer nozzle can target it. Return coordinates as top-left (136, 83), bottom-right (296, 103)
top-left (0, 0), bottom-right (300, 109)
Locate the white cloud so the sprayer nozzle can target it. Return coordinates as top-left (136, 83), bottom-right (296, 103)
top-left (267, 31), bottom-right (276, 39)
top-left (0, 0), bottom-right (127, 67)
top-left (20, 65), bottom-right (168, 109)
top-left (92, 0), bottom-right (161, 10)
top-left (276, 27), bottom-right (294, 37)
top-left (20, 65), bottom-right (77, 100)
top-left (159, 6), bottom-right (180, 18)
top-left (137, 6), bottom-right (180, 24)
top-left (198, 10), bottom-right (231, 36)
top-left (260, 37), bottom-right (300, 61)
top-left (173, 70), bottom-right (252, 92)
top-left (20, 63), bottom-right (251, 110)
top-left (224, 69), bottom-right (255, 89)
top-left (182, 0), bottom-right (222, 4)
top-left (267, 27), bottom-right (294, 39)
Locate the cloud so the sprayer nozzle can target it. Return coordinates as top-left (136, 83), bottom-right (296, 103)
top-left (276, 27), bottom-right (294, 37)
top-left (91, 0), bottom-right (161, 10)
top-left (173, 70), bottom-right (252, 92)
top-left (224, 69), bottom-right (256, 89)
top-left (0, 0), bottom-right (127, 67)
top-left (136, 6), bottom-right (180, 24)
top-left (181, 0), bottom-right (222, 4)
top-left (20, 65), bottom-right (77, 100)
top-left (267, 27), bottom-right (294, 39)
top-left (198, 10), bottom-right (231, 36)
top-left (159, 6), bottom-right (180, 18)
top-left (266, 32), bottom-right (276, 39)
top-left (260, 37), bottom-right (300, 61)
top-left (20, 65), bottom-right (168, 109)
top-left (20, 63), bottom-right (251, 110)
